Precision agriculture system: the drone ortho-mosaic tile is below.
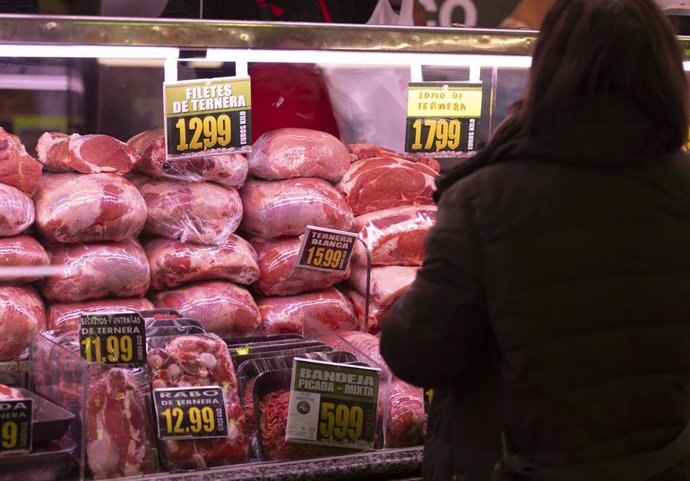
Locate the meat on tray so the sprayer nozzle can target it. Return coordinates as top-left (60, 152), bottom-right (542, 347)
top-left (127, 129), bottom-right (249, 188)
top-left (0, 126), bottom-right (42, 195)
top-left (46, 297), bottom-right (154, 330)
top-left (36, 132), bottom-right (139, 175)
top-left (149, 281), bottom-right (261, 338)
top-left (34, 172), bottom-right (146, 243)
top-left (0, 285), bottom-right (45, 361)
top-left (348, 264), bottom-right (419, 309)
top-left (0, 235), bottom-right (50, 283)
top-left (239, 177), bottom-right (355, 239)
top-left (146, 235), bottom-right (260, 291)
top-left (249, 128), bottom-right (352, 182)
top-left (347, 143), bottom-right (441, 173)
top-left (132, 175), bottom-right (243, 245)
top-left (0, 183), bottom-right (34, 237)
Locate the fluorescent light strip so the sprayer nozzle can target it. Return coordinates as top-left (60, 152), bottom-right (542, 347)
top-left (0, 44), bottom-right (179, 59)
top-left (0, 73), bottom-right (84, 93)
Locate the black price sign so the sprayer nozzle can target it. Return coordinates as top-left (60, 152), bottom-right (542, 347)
top-left (296, 226), bottom-right (358, 273)
top-left (0, 398), bottom-right (32, 453)
top-left (153, 386), bottom-right (229, 440)
top-left (79, 313), bottom-right (146, 365)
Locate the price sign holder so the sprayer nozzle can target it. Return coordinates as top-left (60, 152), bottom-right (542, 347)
top-left (152, 386), bottom-right (229, 440)
top-left (286, 358), bottom-right (380, 450)
top-left (78, 313), bottom-right (147, 365)
top-left (0, 398), bottom-right (32, 454)
top-left (296, 226), bottom-right (358, 273)
top-left (163, 76), bottom-right (252, 157)
top-left (405, 81), bottom-right (482, 155)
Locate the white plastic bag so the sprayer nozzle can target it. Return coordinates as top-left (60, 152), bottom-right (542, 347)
top-left (367, 0), bottom-right (415, 25)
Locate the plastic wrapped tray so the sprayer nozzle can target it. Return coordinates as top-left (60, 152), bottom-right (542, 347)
top-left (13, 388), bottom-right (76, 443)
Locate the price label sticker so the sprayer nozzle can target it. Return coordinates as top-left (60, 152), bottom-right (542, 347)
top-left (153, 386), bottom-right (229, 440)
top-left (405, 82), bottom-right (482, 154)
top-left (78, 313), bottom-right (146, 365)
top-left (0, 398), bottom-right (32, 454)
top-left (296, 226), bottom-right (358, 273)
top-left (164, 76), bottom-right (251, 157)
top-left (286, 358), bottom-right (380, 450)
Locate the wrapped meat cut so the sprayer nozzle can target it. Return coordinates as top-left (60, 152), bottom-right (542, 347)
top-left (36, 132), bottom-right (139, 175)
top-left (347, 143), bottom-right (441, 173)
top-left (149, 281), bottom-right (261, 338)
top-left (128, 129), bottom-right (248, 188)
top-left (249, 128), bottom-right (351, 182)
top-left (46, 297), bottom-right (154, 330)
top-left (240, 177), bottom-right (355, 239)
top-left (0, 285), bottom-right (45, 361)
top-left (146, 334), bottom-right (249, 469)
top-left (0, 126), bottom-right (42, 195)
top-left (132, 175), bottom-right (243, 245)
top-left (386, 380), bottom-right (426, 448)
top-left (339, 330), bottom-right (388, 370)
top-left (0, 383), bottom-right (23, 399)
top-left (146, 235), bottom-right (259, 291)
top-left (353, 205), bottom-right (437, 266)
top-left (42, 239), bottom-right (150, 303)
top-left (336, 157), bottom-right (438, 215)
top-left (258, 287), bottom-right (357, 334)
top-left (339, 287), bottom-right (386, 335)
top-left (34, 172), bottom-right (146, 243)
top-left (252, 236), bottom-right (350, 296)
top-left (0, 235), bottom-right (50, 283)
top-left (0, 183), bottom-right (34, 237)
top-left (348, 264), bottom-right (419, 308)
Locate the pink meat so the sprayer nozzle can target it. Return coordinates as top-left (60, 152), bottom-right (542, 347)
top-left (353, 205), bottom-right (437, 266)
top-left (42, 239), bottom-right (150, 303)
top-left (249, 128), bottom-right (351, 182)
top-left (336, 157), bottom-right (438, 215)
top-left (339, 287), bottom-right (386, 335)
top-left (347, 143), bottom-right (441, 173)
top-left (386, 380), bottom-right (426, 448)
top-left (339, 330), bottom-right (387, 370)
top-left (348, 264), bottom-right (419, 309)
top-left (132, 175), bottom-right (243, 245)
top-left (127, 129), bottom-right (248, 188)
top-left (252, 236), bottom-right (350, 296)
top-left (0, 127), bottom-right (42, 195)
top-left (0, 285), bottom-right (45, 361)
top-left (0, 183), bottom-right (34, 237)
top-left (146, 235), bottom-right (259, 291)
top-left (0, 235), bottom-right (49, 283)
top-left (258, 287), bottom-right (357, 335)
top-left (0, 383), bottom-right (23, 400)
top-left (240, 177), bottom-right (355, 239)
top-left (46, 297), bottom-right (154, 331)
top-left (36, 132), bottom-right (139, 175)
top-left (34, 172), bottom-right (146, 243)
top-left (149, 281), bottom-right (261, 338)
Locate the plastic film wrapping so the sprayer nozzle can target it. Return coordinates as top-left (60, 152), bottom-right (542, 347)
top-left (348, 264), bottom-right (419, 308)
top-left (0, 183), bottom-right (34, 237)
top-left (0, 235), bottom-right (50, 283)
top-left (339, 287), bottom-right (386, 335)
top-left (46, 297), bottom-right (155, 330)
top-left (0, 126), bottom-right (43, 195)
top-left (347, 143), bottom-right (441, 173)
top-left (0, 285), bottom-right (45, 361)
top-left (386, 380), bottom-right (426, 448)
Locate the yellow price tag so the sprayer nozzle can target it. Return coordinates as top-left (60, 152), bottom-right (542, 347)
top-left (80, 335), bottom-right (134, 364)
top-left (161, 406), bottom-right (216, 436)
top-left (0, 421), bottom-right (17, 449)
top-left (318, 402), bottom-right (365, 441)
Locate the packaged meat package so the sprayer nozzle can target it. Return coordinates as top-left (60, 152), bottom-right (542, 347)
top-left (336, 157), bottom-right (438, 215)
top-left (0, 183), bottom-right (34, 237)
top-left (353, 205), bottom-right (437, 266)
top-left (325, 330), bottom-right (388, 372)
top-left (147, 334), bottom-right (249, 469)
top-left (339, 287), bottom-right (387, 335)
top-left (127, 129), bottom-right (248, 188)
top-left (0, 285), bottom-right (45, 361)
top-left (132, 175), bottom-right (243, 245)
top-left (347, 143), bottom-right (441, 173)
top-left (249, 128), bottom-right (351, 182)
top-left (240, 177), bottom-right (355, 239)
top-left (146, 235), bottom-right (260, 291)
top-left (252, 236), bottom-right (350, 296)
top-left (42, 239), bottom-right (150, 303)
top-left (0, 126), bottom-right (42, 195)
top-left (149, 281), bottom-right (261, 338)
top-left (386, 379), bottom-right (426, 448)
top-left (0, 235), bottom-right (50, 283)
top-left (348, 264), bottom-right (419, 308)
top-left (36, 132), bottom-right (139, 175)
top-left (46, 297), bottom-right (155, 330)
top-left (0, 383), bottom-right (23, 399)
top-left (258, 287), bottom-right (357, 334)
top-left (34, 172), bottom-right (146, 243)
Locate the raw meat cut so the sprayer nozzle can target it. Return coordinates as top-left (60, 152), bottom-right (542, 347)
top-left (0, 183), bottom-right (34, 237)
top-left (386, 379), bottom-right (426, 448)
top-left (347, 143), bottom-right (441, 173)
top-left (249, 128), bottom-right (351, 182)
top-left (132, 175), bottom-right (242, 245)
top-left (252, 237), bottom-right (350, 296)
top-left (86, 367), bottom-right (158, 479)
top-left (338, 288), bottom-right (386, 334)
top-left (0, 126), bottom-right (42, 195)
top-left (339, 330), bottom-right (387, 371)
top-left (258, 287), bottom-right (357, 334)
top-left (146, 235), bottom-right (259, 291)
top-left (0, 383), bottom-right (23, 399)
top-left (353, 205), bottom-right (437, 266)
top-left (0, 235), bottom-right (50, 283)
top-left (348, 264), bottom-right (419, 308)
top-left (146, 334), bottom-right (249, 469)
top-left (0, 285), bottom-right (45, 361)
top-left (36, 132), bottom-right (139, 175)
top-left (149, 281), bottom-right (261, 338)
top-left (240, 178), bottom-right (355, 239)
top-left (34, 172), bottom-right (146, 243)
top-left (42, 239), bottom-right (150, 303)
top-left (336, 157), bottom-right (438, 215)
top-left (46, 298), bottom-right (154, 331)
